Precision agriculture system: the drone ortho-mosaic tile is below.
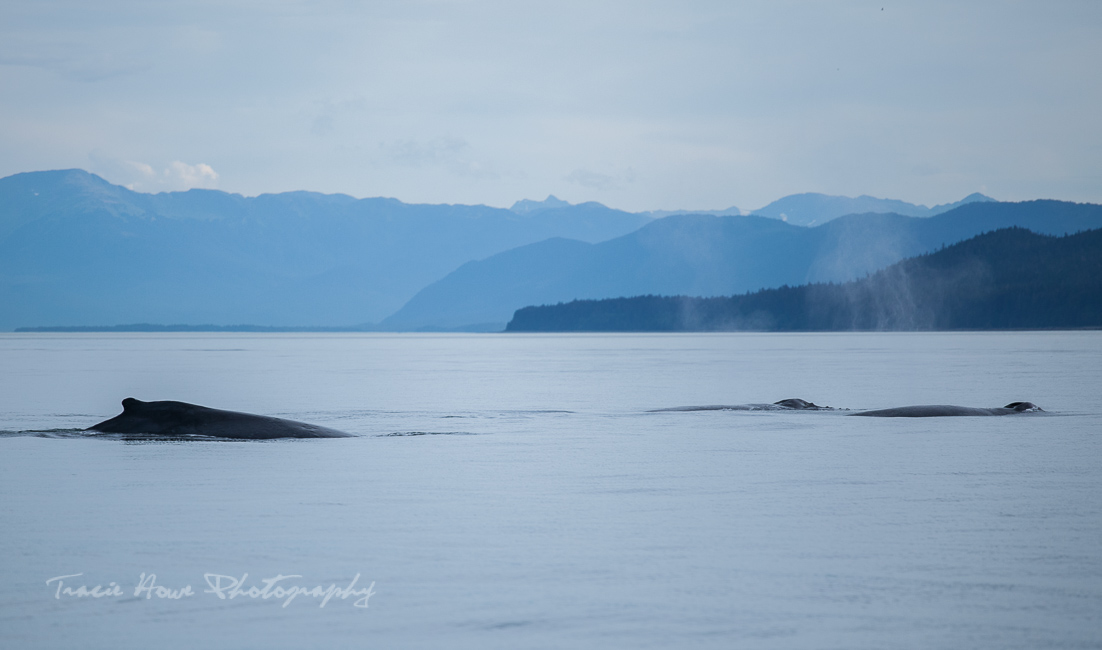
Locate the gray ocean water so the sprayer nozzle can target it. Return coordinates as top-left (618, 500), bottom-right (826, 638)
top-left (1, 331), bottom-right (1100, 649)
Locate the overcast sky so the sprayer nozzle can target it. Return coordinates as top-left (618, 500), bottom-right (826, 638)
top-left (1, 0), bottom-right (1099, 211)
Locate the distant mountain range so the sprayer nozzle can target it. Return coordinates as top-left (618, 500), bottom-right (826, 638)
top-left (505, 227), bottom-right (1102, 331)
top-left (0, 168), bottom-right (1079, 331)
top-left (512, 194), bottom-right (743, 220)
top-left (383, 200), bottom-right (1102, 330)
top-left (0, 170), bottom-right (650, 330)
top-left (749, 192), bottom-right (994, 226)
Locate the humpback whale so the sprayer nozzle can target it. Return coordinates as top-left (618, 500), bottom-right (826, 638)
top-left (87, 398), bottom-right (354, 439)
top-left (849, 402), bottom-right (1043, 417)
top-left (650, 399), bottom-right (1043, 417)
top-left (650, 398), bottom-right (835, 412)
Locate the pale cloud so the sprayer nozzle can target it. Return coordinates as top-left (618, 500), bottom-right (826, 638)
top-left (127, 160), bottom-right (156, 178)
top-left (565, 167), bottom-right (636, 192)
top-left (304, 96), bottom-right (368, 137)
top-left (378, 137), bottom-right (498, 179)
top-left (565, 169), bottom-right (616, 191)
top-left (381, 137), bottom-right (468, 167)
top-left (310, 115), bottom-right (335, 136)
top-left (87, 151), bottom-right (219, 191)
top-left (165, 161), bottom-right (218, 189)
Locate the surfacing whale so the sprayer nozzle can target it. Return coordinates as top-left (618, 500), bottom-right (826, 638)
top-left (650, 398), bottom-right (835, 412)
top-left (87, 398), bottom-right (354, 439)
top-left (849, 402), bottom-right (1043, 417)
top-left (649, 399), bottom-right (1044, 417)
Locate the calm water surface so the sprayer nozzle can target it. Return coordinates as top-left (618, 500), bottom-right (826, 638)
top-left (1, 332), bottom-right (1100, 649)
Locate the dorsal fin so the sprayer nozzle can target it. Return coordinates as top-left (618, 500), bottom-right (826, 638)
top-left (121, 397), bottom-right (145, 411)
top-left (774, 398), bottom-right (818, 409)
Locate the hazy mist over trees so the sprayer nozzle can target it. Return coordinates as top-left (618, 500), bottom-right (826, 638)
top-left (506, 228), bottom-right (1102, 332)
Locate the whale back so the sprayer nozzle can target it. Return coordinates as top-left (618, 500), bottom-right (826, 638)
top-left (652, 398), bottom-right (833, 412)
top-left (88, 398), bottom-right (353, 439)
top-left (773, 398), bottom-right (829, 410)
top-left (852, 402), bottom-right (1043, 417)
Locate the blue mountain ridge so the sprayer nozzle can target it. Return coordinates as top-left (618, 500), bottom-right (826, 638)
top-left (382, 200), bottom-right (1102, 330)
top-left (0, 170), bottom-right (651, 330)
top-left (749, 192), bottom-right (994, 226)
top-left (505, 227), bottom-right (1102, 331)
top-left (0, 168), bottom-right (1014, 330)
